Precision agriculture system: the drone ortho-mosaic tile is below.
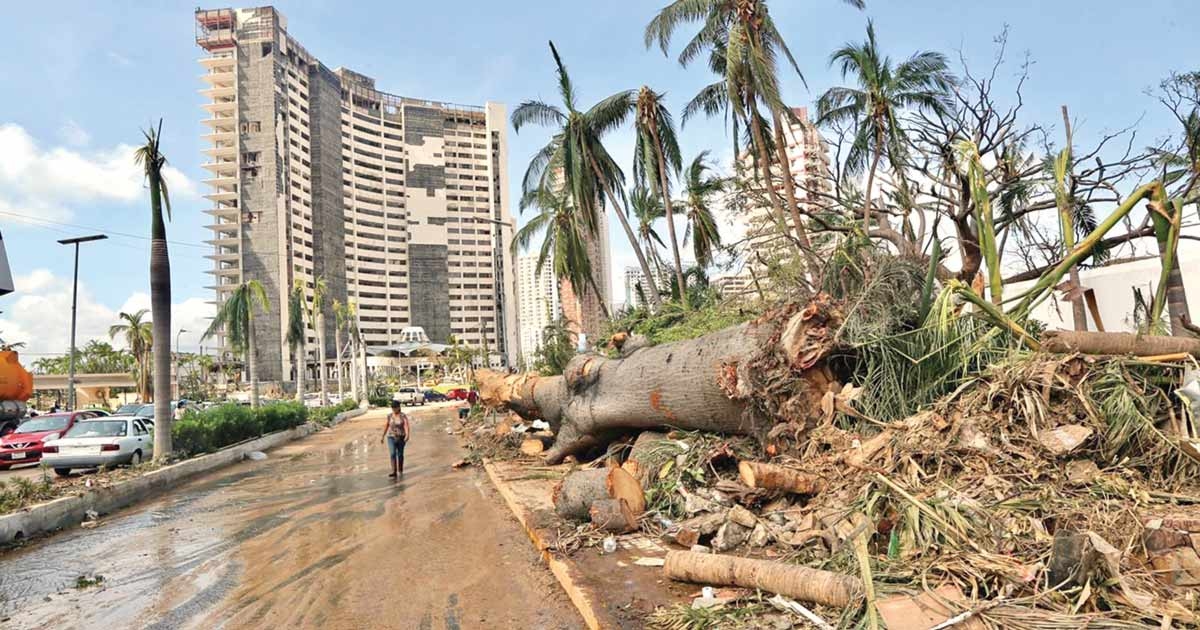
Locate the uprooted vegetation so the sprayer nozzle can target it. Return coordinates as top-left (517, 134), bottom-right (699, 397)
top-left (470, 240), bottom-right (1200, 628)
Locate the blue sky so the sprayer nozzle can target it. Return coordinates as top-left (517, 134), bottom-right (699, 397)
top-left (0, 0), bottom-right (1195, 357)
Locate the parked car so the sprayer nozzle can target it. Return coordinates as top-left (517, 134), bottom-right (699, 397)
top-left (42, 416), bottom-right (155, 476)
top-left (446, 388), bottom-right (479, 404)
top-left (0, 411), bottom-right (103, 469)
top-left (393, 387), bottom-right (424, 406)
top-left (423, 389), bottom-right (447, 403)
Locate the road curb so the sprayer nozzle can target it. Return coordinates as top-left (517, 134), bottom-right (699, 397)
top-left (482, 459), bottom-right (606, 630)
top-left (0, 407), bottom-right (368, 545)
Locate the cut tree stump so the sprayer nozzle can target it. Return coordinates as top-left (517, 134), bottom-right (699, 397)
top-left (590, 498), bottom-right (638, 533)
top-left (663, 550), bottom-right (863, 608)
top-left (552, 467), bottom-right (645, 521)
top-left (520, 435), bottom-right (553, 456)
top-left (625, 431), bottom-right (671, 488)
top-left (738, 461), bottom-right (826, 495)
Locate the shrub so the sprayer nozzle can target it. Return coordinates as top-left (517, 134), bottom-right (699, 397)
top-left (369, 395), bottom-right (391, 408)
top-left (171, 401), bottom-right (312, 456)
top-left (310, 399), bottom-right (358, 426)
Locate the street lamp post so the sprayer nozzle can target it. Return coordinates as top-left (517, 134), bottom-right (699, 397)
top-left (57, 234), bottom-right (107, 411)
top-left (175, 328), bottom-right (188, 400)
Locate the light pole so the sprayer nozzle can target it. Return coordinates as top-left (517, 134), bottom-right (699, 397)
top-left (175, 328), bottom-right (188, 400)
top-left (57, 234), bottom-right (107, 410)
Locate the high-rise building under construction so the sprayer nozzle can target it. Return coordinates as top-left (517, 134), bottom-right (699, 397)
top-left (195, 6), bottom-right (516, 382)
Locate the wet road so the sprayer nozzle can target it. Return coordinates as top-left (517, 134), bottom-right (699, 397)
top-left (0, 408), bottom-right (581, 629)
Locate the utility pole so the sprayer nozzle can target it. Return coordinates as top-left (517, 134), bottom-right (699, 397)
top-left (57, 234), bottom-right (107, 410)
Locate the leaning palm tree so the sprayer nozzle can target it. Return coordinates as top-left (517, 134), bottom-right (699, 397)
top-left (309, 277), bottom-right (329, 406)
top-left (678, 151), bottom-right (726, 267)
top-left (285, 280), bottom-right (307, 403)
top-left (109, 309), bottom-right (153, 402)
top-left (513, 148), bottom-right (611, 318)
top-left (816, 20), bottom-right (954, 230)
top-left (134, 120), bottom-right (174, 460)
top-left (202, 280), bottom-right (270, 408)
top-left (634, 86), bottom-right (689, 307)
top-left (512, 41), bottom-right (663, 309)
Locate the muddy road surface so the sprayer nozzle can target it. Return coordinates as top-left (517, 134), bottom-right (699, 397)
top-left (0, 408), bottom-right (581, 629)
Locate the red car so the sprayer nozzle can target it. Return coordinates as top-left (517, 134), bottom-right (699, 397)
top-left (446, 389), bottom-right (479, 403)
top-left (0, 411), bottom-right (101, 469)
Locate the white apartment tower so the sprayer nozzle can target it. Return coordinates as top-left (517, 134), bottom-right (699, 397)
top-left (196, 7), bottom-right (517, 382)
top-left (739, 106), bottom-right (831, 273)
top-left (515, 252), bottom-right (562, 367)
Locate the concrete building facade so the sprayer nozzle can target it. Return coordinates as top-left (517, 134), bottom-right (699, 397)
top-left (196, 6), bottom-right (516, 383)
top-left (558, 210), bottom-right (611, 342)
top-left (515, 251), bottom-right (562, 367)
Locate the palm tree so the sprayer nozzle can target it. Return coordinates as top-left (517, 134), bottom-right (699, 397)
top-left (333, 299), bottom-right (350, 401)
top-left (512, 41), bottom-right (663, 309)
top-left (309, 277), bottom-right (329, 406)
top-left (678, 151), bottom-right (726, 267)
top-left (134, 121), bottom-right (174, 460)
top-left (202, 280), bottom-right (270, 408)
top-left (109, 309), bottom-right (153, 402)
top-left (344, 300), bottom-right (361, 402)
top-left (646, 0), bottom-right (862, 260)
top-left (512, 148), bottom-right (611, 317)
top-left (629, 185), bottom-right (668, 281)
top-left (634, 86), bottom-right (689, 307)
top-left (285, 280), bottom-right (307, 403)
top-left (816, 20), bottom-right (954, 230)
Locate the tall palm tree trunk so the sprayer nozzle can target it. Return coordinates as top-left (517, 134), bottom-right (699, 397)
top-left (359, 340), bottom-right (369, 399)
top-left (247, 315), bottom-right (260, 408)
top-left (317, 313), bottom-right (328, 406)
top-left (294, 336), bottom-right (306, 403)
top-left (585, 151), bottom-right (663, 310)
top-left (335, 326), bottom-right (344, 400)
top-left (862, 127), bottom-right (883, 231)
top-left (650, 123), bottom-right (689, 309)
top-left (148, 170), bottom-right (173, 460)
top-left (771, 110), bottom-right (823, 278)
top-left (349, 336), bottom-right (360, 402)
top-left (1155, 208), bottom-right (1191, 335)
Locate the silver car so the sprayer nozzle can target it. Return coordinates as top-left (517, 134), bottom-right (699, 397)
top-left (42, 416), bottom-right (155, 477)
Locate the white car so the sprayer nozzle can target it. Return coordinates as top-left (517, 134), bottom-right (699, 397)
top-left (393, 387), bottom-right (424, 406)
top-left (42, 416), bottom-right (154, 477)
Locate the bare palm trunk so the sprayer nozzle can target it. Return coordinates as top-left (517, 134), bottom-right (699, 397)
top-left (247, 315), bottom-right (260, 408)
top-left (585, 151), bottom-right (663, 310)
top-left (149, 170), bottom-right (173, 461)
top-left (1156, 222), bottom-right (1191, 335)
top-left (771, 110), bottom-right (823, 278)
top-left (862, 144), bottom-right (881, 232)
top-left (650, 123), bottom-right (689, 309)
top-left (294, 336), bottom-right (306, 403)
top-left (359, 339), bottom-right (369, 399)
top-left (349, 337), bottom-right (360, 401)
top-left (316, 312), bottom-right (328, 406)
top-left (335, 326), bottom-right (344, 400)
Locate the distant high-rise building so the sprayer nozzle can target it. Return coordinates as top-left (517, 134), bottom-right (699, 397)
top-left (515, 251), bottom-right (562, 367)
top-left (195, 6), bottom-right (517, 382)
top-left (622, 263), bottom-right (682, 310)
top-left (738, 106), bottom-right (831, 274)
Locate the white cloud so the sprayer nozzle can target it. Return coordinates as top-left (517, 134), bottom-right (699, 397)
top-left (0, 269), bottom-right (212, 359)
top-left (58, 119), bottom-right (91, 147)
top-left (0, 123), bottom-right (197, 224)
top-left (106, 51), bottom-right (132, 67)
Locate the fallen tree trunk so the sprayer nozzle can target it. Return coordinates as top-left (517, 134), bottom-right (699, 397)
top-left (479, 297), bottom-right (842, 463)
top-left (663, 550), bottom-right (863, 608)
top-left (553, 467), bottom-right (645, 521)
top-left (1041, 330), bottom-right (1200, 358)
top-left (738, 461), bottom-right (826, 495)
top-left (623, 431), bottom-right (671, 488)
top-left (589, 498), bottom-right (638, 533)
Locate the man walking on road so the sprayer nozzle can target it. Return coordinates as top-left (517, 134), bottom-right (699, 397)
top-left (380, 400), bottom-right (410, 478)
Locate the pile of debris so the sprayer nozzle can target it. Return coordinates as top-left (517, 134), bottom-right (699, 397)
top-left (471, 290), bottom-right (1200, 627)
